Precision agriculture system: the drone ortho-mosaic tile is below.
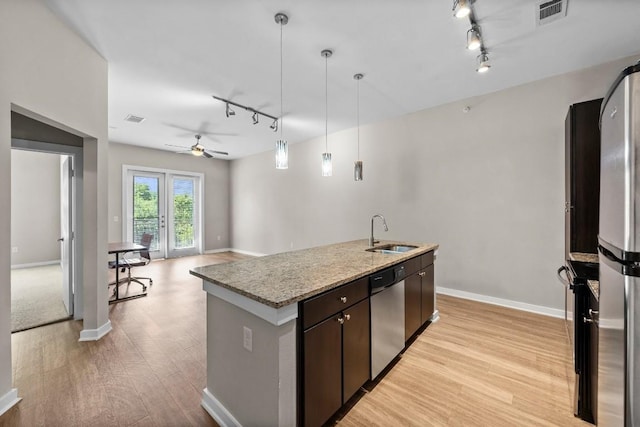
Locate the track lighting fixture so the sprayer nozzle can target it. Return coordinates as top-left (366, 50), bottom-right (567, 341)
top-left (274, 12), bottom-right (289, 169)
top-left (225, 103), bottom-right (235, 117)
top-left (467, 25), bottom-right (481, 50)
top-left (451, 1), bottom-right (492, 73)
top-left (453, 0), bottom-right (471, 19)
top-left (321, 49), bottom-right (333, 177)
top-left (476, 50), bottom-right (490, 73)
top-left (213, 95), bottom-right (279, 128)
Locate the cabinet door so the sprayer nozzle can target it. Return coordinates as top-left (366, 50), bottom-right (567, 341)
top-left (303, 315), bottom-right (342, 427)
top-left (588, 292), bottom-right (599, 423)
top-left (404, 272), bottom-right (422, 341)
top-left (343, 298), bottom-right (370, 402)
top-left (421, 264), bottom-right (435, 325)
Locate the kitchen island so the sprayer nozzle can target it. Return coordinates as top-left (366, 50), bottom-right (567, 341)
top-left (190, 239), bottom-right (438, 427)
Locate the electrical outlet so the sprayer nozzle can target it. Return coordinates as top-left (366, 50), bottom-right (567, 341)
top-left (217, 235), bottom-right (221, 241)
top-left (113, 216), bottom-right (119, 222)
top-left (243, 326), bottom-right (252, 352)
top-left (11, 247), bottom-right (18, 253)
top-left (290, 242), bottom-right (294, 249)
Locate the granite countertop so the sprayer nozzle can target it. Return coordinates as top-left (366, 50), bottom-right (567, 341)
top-left (570, 252), bottom-right (599, 263)
top-left (191, 239), bottom-right (438, 309)
top-left (588, 279), bottom-right (599, 301)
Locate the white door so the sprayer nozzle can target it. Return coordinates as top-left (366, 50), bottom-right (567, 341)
top-left (60, 156), bottom-right (73, 315)
top-left (125, 168), bottom-right (202, 259)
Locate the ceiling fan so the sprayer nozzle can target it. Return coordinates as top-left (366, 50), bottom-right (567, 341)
top-left (166, 134), bottom-right (228, 158)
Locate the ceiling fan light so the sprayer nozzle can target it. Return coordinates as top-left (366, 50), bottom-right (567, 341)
top-left (191, 146), bottom-right (204, 156)
top-left (453, 0), bottom-right (471, 18)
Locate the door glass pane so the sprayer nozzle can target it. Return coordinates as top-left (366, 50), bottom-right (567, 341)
top-left (133, 176), bottom-right (160, 251)
top-left (172, 178), bottom-right (195, 249)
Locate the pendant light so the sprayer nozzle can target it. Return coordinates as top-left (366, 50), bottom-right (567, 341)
top-left (321, 49), bottom-right (333, 177)
top-left (274, 13), bottom-right (288, 169)
top-left (353, 73), bottom-right (364, 181)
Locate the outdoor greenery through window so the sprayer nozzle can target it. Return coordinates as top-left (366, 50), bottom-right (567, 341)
top-left (133, 176), bottom-right (196, 251)
top-left (172, 178), bottom-right (195, 249)
top-left (133, 176), bottom-right (160, 251)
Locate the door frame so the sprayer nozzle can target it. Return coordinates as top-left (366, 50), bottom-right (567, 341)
top-left (11, 138), bottom-right (83, 319)
top-left (122, 164), bottom-right (204, 258)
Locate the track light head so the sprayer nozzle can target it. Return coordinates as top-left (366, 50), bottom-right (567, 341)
top-left (453, 0), bottom-right (471, 18)
top-left (270, 119), bottom-right (278, 132)
top-left (252, 111), bottom-right (259, 124)
top-left (225, 103), bottom-right (235, 117)
top-left (476, 51), bottom-right (491, 73)
top-left (467, 25), bottom-right (481, 50)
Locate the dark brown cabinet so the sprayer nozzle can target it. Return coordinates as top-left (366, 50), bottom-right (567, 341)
top-left (300, 279), bottom-right (370, 427)
top-left (405, 251), bottom-right (435, 341)
top-left (565, 98), bottom-right (602, 258)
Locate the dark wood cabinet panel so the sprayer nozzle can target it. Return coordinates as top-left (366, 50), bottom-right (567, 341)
top-left (303, 315), bottom-right (342, 427)
top-left (404, 272), bottom-right (422, 341)
top-left (588, 291), bottom-right (599, 424)
top-left (565, 98), bottom-right (602, 258)
top-left (421, 264), bottom-right (435, 325)
top-left (302, 277), bottom-right (368, 329)
top-left (342, 299), bottom-right (370, 402)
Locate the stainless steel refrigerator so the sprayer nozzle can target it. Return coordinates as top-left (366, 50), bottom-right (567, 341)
top-left (598, 61), bottom-right (640, 426)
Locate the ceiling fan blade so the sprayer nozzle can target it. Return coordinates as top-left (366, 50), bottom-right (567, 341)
top-left (205, 149), bottom-right (228, 156)
top-left (165, 144), bottom-right (190, 149)
top-left (202, 151), bottom-right (213, 158)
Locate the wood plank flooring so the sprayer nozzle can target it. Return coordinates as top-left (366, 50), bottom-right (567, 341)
top-left (1, 253), bottom-right (589, 426)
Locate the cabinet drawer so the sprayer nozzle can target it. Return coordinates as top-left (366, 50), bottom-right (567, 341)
top-left (421, 251), bottom-right (434, 268)
top-left (404, 256), bottom-right (421, 275)
top-left (302, 277), bottom-right (368, 330)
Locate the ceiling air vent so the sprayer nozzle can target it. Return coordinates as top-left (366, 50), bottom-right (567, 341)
top-left (124, 114), bottom-right (145, 124)
top-left (536, 0), bottom-right (568, 26)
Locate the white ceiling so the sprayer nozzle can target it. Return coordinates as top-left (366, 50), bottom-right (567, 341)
top-left (44, 0), bottom-right (640, 160)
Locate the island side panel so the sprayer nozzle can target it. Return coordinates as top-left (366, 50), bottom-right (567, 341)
top-left (204, 293), bottom-right (297, 426)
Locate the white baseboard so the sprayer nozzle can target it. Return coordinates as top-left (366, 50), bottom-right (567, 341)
top-left (79, 320), bottom-right (112, 341)
top-left (0, 389), bottom-right (21, 417)
top-left (437, 287), bottom-right (564, 319)
top-left (201, 388), bottom-right (242, 427)
top-left (204, 248), bottom-right (267, 257)
top-left (204, 248), bottom-right (232, 254)
top-left (11, 260), bottom-right (60, 269)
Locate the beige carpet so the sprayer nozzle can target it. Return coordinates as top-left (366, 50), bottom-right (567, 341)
top-left (11, 264), bottom-right (70, 332)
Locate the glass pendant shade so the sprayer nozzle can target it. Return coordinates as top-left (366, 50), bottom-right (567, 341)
top-left (354, 160), bottom-right (363, 181)
top-left (322, 152), bottom-right (332, 177)
top-left (453, 0), bottom-right (471, 18)
top-left (275, 139), bottom-right (288, 169)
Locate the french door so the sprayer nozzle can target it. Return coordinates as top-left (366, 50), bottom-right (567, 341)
top-left (124, 167), bottom-right (202, 259)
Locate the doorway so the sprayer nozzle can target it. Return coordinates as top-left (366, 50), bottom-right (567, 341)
top-left (123, 166), bottom-right (203, 259)
top-left (10, 147), bottom-right (77, 332)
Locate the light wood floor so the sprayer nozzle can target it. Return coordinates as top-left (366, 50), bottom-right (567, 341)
top-left (1, 253), bottom-right (589, 426)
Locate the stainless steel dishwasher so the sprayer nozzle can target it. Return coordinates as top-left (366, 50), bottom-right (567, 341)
top-left (370, 264), bottom-right (406, 379)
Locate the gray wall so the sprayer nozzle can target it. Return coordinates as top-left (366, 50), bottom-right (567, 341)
top-left (230, 54), bottom-right (640, 312)
top-left (0, 0), bottom-right (108, 407)
top-left (107, 142), bottom-right (231, 251)
top-left (11, 150), bottom-right (61, 266)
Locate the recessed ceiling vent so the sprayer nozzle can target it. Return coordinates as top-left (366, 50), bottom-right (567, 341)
top-left (124, 114), bottom-right (145, 123)
top-left (536, 0), bottom-right (568, 26)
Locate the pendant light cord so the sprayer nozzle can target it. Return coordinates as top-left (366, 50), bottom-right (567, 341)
top-left (357, 78), bottom-right (360, 159)
top-left (280, 19), bottom-right (284, 139)
top-left (325, 54), bottom-right (328, 152)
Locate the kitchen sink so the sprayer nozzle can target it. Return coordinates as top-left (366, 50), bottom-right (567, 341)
top-left (366, 244), bottom-right (418, 254)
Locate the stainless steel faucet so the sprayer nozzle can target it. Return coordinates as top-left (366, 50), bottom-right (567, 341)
top-left (369, 214), bottom-right (388, 247)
